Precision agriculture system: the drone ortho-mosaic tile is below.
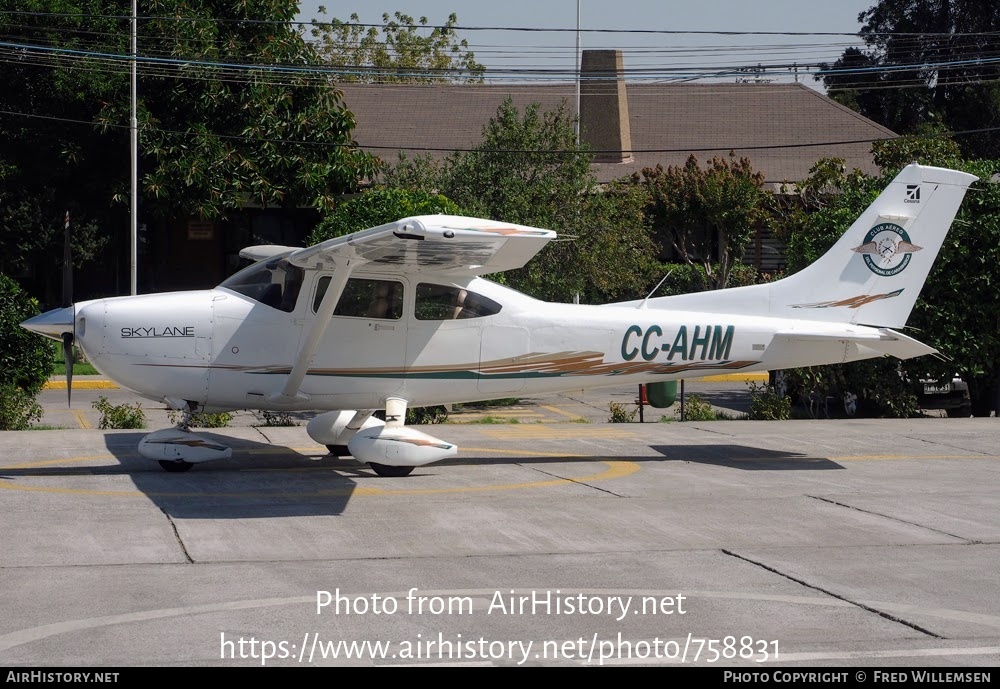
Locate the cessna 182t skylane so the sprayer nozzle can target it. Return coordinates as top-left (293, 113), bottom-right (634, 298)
top-left (22, 164), bottom-right (976, 476)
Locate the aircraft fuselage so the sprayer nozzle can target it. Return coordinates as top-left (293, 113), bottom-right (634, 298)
top-left (68, 272), bottom-right (887, 413)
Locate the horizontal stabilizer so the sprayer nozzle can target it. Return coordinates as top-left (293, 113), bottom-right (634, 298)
top-left (768, 328), bottom-right (937, 362)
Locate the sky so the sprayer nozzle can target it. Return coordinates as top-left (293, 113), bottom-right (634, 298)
top-left (293, 1), bottom-right (877, 87)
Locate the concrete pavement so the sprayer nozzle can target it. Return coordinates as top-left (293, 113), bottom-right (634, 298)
top-left (0, 419), bottom-right (998, 667)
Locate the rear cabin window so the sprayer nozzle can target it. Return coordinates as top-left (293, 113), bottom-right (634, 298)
top-left (313, 277), bottom-right (403, 320)
top-left (414, 283), bottom-right (501, 320)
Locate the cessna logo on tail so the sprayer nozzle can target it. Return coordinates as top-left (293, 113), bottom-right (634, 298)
top-left (852, 223), bottom-right (923, 277)
top-left (905, 184), bottom-right (921, 203)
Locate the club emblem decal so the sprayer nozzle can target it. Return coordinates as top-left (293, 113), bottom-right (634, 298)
top-left (852, 223), bottom-right (922, 277)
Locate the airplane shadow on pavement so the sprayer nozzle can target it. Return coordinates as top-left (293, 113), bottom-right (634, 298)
top-left (97, 431), bottom-right (362, 519)
top-left (650, 444), bottom-right (844, 471)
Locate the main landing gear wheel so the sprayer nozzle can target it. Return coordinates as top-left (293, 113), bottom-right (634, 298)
top-left (369, 462), bottom-right (414, 477)
top-left (326, 444), bottom-right (351, 457)
top-left (158, 460), bottom-right (194, 473)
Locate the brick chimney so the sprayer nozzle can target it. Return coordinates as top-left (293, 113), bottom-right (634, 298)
top-left (580, 49), bottom-right (633, 163)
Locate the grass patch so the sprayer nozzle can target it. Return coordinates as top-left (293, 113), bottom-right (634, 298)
top-left (468, 415), bottom-right (520, 424)
top-left (453, 398), bottom-right (521, 411)
top-left (52, 343), bottom-right (99, 376)
top-left (29, 424), bottom-right (66, 430)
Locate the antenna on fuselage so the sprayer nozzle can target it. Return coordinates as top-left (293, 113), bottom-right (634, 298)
top-left (638, 270), bottom-right (673, 310)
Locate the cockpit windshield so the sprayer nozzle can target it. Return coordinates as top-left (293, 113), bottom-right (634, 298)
top-left (219, 252), bottom-right (304, 313)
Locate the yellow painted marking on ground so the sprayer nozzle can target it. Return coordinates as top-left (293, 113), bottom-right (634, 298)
top-left (480, 426), bottom-right (637, 440)
top-left (461, 446), bottom-right (599, 458)
top-left (540, 404), bottom-right (587, 421)
top-left (830, 454), bottom-right (1000, 462)
top-left (0, 449), bottom-right (638, 498)
top-left (450, 412), bottom-right (545, 421)
top-left (43, 380), bottom-right (119, 390)
top-left (71, 410), bottom-right (92, 429)
top-left (4, 454), bottom-right (116, 470)
top-left (693, 372), bottom-right (769, 383)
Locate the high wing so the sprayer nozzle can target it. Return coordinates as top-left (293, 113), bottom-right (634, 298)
top-left (285, 215), bottom-right (556, 276)
top-left (259, 215), bottom-right (556, 405)
top-left (239, 245), bottom-right (299, 261)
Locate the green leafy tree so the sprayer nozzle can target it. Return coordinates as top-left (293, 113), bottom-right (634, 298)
top-left (632, 154), bottom-right (769, 289)
top-left (818, 1), bottom-right (1000, 158)
top-left (308, 189), bottom-right (460, 244)
top-left (0, 274), bottom-right (54, 395)
top-left (775, 139), bottom-right (1000, 417)
top-left (0, 1), bottom-right (124, 299)
top-left (308, 10), bottom-right (484, 84)
top-left (119, 0), bottom-right (380, 217)
top-left (385, 98), bottom-right (661, 303)
top-left (0, 0), bottom-right (379, 297)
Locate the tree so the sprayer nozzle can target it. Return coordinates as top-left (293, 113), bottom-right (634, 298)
top-left (774, 140), bottom-right (1000, 417)
top-left (308, 10), bottom-right (484, 84)
top-left (819, 1), bottom-right (1000, 158)
top-left (117, 0), bottom-right (380, 217)
top-left (0, 1), bottom-right (124, 298)
top-left (0, 273), bottom-right (53, 395)
top-left (385, 98), bottom-right (661, 303)
top-left (308, 189), bottom-right (460, 245)
top-left (632, 154), bottom-right (768, 290)
top-left (0, 0), bottom-right (379, 299)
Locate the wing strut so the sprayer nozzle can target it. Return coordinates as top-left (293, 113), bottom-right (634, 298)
top-left (267, 259), bottom-right (362, 404)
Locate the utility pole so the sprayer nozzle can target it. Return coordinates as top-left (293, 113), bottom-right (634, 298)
top-left (574, 0), bottom-right (581, 145)
top-left (130, 0), bottom-right (138, 295)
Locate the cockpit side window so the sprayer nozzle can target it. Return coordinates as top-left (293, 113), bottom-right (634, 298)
top-left (313, 276), bottom-right (403, 320)
top-left (414, 283), bottom-right (501, 320)
top-left (219, 253), bottom-right (303, 313)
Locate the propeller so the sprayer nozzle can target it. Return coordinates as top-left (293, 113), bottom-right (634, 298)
top-left (61, 210), bottom-right (74, 407)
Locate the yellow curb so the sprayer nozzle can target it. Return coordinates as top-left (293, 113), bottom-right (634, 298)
top-left (42, 374), bottom-right (766, 391)
top-left (44, 380), bottom-right (119, 390)
top-left (693, 373), bottom-right (770, 383)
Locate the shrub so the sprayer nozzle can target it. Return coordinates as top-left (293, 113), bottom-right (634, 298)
top-left (608, 401), bottom-right (638, 423)
top-left (168, 410), bottom-right (232, 428)
top-left (778, 360), bottom-right (918, 418)
top-left (682, 394), bottom-right (716, 421)
top-left (747, 381), bottom-right (791, 420)
top-left (406, 405), bottom-right (449, 424)
top-left (92, 396), bottom-right (146, 429)
top-left (0, 384), bottom-right (44, 430)
top-left (258, 409), bottom-right (297, 427)
top-left (0, 273), bottom-right (55, 396)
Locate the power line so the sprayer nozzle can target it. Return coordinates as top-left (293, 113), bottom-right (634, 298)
top-left (5, 9), bottom-right (1000, 39)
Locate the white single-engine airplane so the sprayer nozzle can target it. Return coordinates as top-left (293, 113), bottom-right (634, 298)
top-left (22, 164), bottom-right (976, 475)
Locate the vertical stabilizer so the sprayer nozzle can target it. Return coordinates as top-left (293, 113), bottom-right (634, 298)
top-left (772, 164), bottom-right (976, 327)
